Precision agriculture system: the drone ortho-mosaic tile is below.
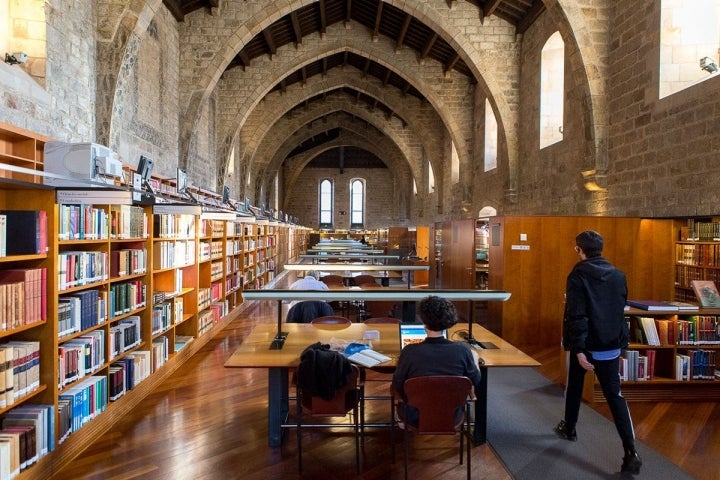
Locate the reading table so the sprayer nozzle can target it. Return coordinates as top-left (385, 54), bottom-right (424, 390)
top-left (225, 290), bottom-right (539, 447)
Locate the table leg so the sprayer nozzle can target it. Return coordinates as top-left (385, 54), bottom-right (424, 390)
top-left (268, 367), bottom-right (289, 447)
top-left (473, 366), bottom-right (488, 444)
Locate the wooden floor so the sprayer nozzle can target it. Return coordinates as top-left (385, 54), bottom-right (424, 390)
top-left (48, 294), bottom-right (720, 480)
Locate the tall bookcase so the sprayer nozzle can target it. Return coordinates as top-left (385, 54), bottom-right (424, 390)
top-left (0, 123), bottom-right (303, 478)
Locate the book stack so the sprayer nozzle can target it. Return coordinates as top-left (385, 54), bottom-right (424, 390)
top-left (0, 403), bottom-right (55, 476)
top-left (0, 210), bottom-right (47, 255)
top-left (0, 268), bottom-right (47, 330)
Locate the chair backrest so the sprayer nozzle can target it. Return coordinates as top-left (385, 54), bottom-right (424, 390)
top-left (364, 317), bottom-right (400, 324)
top-left (354, 274), bottom-right (379, 287)
top-left (300, 364), bottom-right (361, 415)
top-left (311, 315), bottom-right (352, 326)
top-left (286, 301), bottom-right (335, 323)
top-left (321, 274), bottom-right (345, 287)
top-left (403, 376), bottom-right (472, 434)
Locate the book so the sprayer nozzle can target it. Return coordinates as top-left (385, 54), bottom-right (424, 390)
top-left (626, 299), bottom-right (679, 311)
top-left (667, 301), bottom-right (699, 311)
top-left (346, 348), bottom-right (391, 368)
top-left (691, 280), bottom-right (720, 307)
top-left (0, 210), bottom-right (47, 255)
top-left (638, 317), bottom-right (661, 346)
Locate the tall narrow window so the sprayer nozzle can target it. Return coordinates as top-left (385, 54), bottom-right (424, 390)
top-left (428, 162), bottom-right (435, 194)
top-left (660, 0), bottom-right (720, 98)
top-left (484, 99), bottom-right (498, 171)
top-left (450, 142), bottom-right (459, 183)
top-left (540, 32), bottom-right (564, 148)
top-left (273, 173), bottom-right (279, 213)
top-left (319, 179), bottom-right (333, 228)
top-left (350, 179), bottom-right (365, 228)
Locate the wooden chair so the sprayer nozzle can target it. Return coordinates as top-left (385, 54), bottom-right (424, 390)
top-left (320, 274), bottom-right (345, 287)
top-left (394, 376), bottom-right (473, 480)
top-left (364, 300), bottom-right (398, 318)
top-left (296, 363), bottom-right (364, 474)
top-left (353, 274), bottom-right (380, 287)
top-left (311, 315), bottom-right (352, 326)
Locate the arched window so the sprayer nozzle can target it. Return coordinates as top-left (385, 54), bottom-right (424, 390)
top-left (484, 99), bottom-right (498, 171)
top-left (540, 32), bottom-right (564, 148)
top-left (319, 179), bottom-right (333, 228)
top-left (350, 179), bottom-right (365, 228)
top-left (660, 0), bottom-right (720, 98)
top-left (450, 142), bottom-right (459, 183)
top-left (428, 161), bottom-right (435, 194)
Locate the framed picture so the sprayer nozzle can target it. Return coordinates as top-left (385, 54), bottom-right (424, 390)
top-left (691, 280), bottom-right (720, 307)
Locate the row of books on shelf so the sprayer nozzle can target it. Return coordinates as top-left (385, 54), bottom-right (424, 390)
top-left (0, 342), bottom-right (40, 410)
top-left (153, 213), bottom-right (196, 239)
top-left (58, 251), bottom-right (109, 291)
top-left (58, 331), bottom-right (105, 388)
top-left (153, 240), bottom-right (196, 269)
top-left (57, 204), bottom-right (109, 241)
top-left (0, 403), bottom-right (55, 478)
top-left (109, 317), bottom-right (141, 359)
top-left (681, 219), bottom-right (720, 242)
top-left (630, 315), bottom-right (720, 346)
top-left (110, 248), bottom-right (147, 277)
top-left (675, 242), bottom-right (720, 266)
top-left (0, 268), bottom-right (47, 332)
top-left (109, 205), bottom-right (148, 240)
top-left (620, 349), bottom-right (718, 381)
top-left (109, 280), bottom-right (146, 318)
top-left (0, 210), bottom-right (48, 257)
top-left (58, 289), bottom-right (105, 338)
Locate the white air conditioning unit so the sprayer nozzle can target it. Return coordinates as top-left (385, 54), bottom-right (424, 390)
top-left (44, 141), bottom-right (117, 187)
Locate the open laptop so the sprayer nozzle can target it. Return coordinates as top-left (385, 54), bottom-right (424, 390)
top-left (399, 324), bottom-right (447, 348)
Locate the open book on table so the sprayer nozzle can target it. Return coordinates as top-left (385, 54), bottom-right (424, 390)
top-left (346, 348), bottom-right (392, 368)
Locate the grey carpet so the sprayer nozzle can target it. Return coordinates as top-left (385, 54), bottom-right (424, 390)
top-left (485, 367), bottom-right (696, 480)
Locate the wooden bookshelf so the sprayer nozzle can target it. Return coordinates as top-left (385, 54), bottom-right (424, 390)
top-left (581, 307), bottom-right (720, 402)
top-left (0, 123), bottom-right (286, 478)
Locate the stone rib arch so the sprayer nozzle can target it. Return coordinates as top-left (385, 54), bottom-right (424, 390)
top-left (177, 1), bottom-right (518, 194)
top-left (250, 95), bottom-right (427, 200)
top-left (219, 31), bottom-right (468, 175)
top-left (98, 0), bottom-right (164, 147)
top-left (281, 131), bottom-right (410, 222)
top-left (549, 0), bottom-right (610, 190)
top-left (247, 80), bottom-right (438, 178)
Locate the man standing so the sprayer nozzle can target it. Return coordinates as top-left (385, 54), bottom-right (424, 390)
top-left (555, 230), bottom-right (642, 475)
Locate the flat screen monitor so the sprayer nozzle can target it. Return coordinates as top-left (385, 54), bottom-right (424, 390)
top-left (137, 155), bottom-right (155, 193)
top-left (137, 155), bottom-right (154, 181)
top-left (222, 185), bottom-right (230, 204)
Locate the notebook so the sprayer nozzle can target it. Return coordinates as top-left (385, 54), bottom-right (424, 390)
top-left (399, 324), bottom-right (446, 348)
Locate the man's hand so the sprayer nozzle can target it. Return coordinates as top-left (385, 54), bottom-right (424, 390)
top-left (577, 352), bottom-right (594, 371)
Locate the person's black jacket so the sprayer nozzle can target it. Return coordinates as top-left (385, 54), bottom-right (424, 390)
top-left (563, 256), bottom-right (629, 354)
top-left (297, 342), bottom-right (351, 400)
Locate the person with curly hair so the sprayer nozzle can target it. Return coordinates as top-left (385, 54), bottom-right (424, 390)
top-left (391, 295), bottom-right (482, 425)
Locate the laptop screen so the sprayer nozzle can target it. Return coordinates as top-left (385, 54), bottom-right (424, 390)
top-left (400, 324), bottom-right (446, 348)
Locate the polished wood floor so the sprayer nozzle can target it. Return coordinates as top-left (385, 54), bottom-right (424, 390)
top-left (48, 294), bottom-right (720, 480)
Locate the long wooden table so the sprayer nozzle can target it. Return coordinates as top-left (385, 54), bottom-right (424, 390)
top-left (224, 316), bottom-right (539, 447)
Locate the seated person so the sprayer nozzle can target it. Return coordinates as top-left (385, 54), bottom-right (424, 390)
top-left (286, 271), bottom-right (333, 323)
top-left (289, 270), bottom-right (329, 291)
top-left (391, 295), bottom-right (482, 426)
top-left (286, 300), bottom-right (334, 323)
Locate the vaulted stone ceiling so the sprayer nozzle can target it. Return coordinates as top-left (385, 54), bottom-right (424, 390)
top-left (161, 0), bottom-right (545, 196)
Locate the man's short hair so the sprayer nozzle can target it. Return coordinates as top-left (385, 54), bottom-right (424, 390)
top-left (417, 296), bottom-right (458, 331)
top-left (307, 270), bottom-right (320, 280)
top-left (576, 230), bottom-right (603, 257)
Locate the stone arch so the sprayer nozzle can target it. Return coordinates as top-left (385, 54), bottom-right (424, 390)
top-left (548, 0), bottom-right (610, 190)
top-left (176, 0), bottom-right (519, 199)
